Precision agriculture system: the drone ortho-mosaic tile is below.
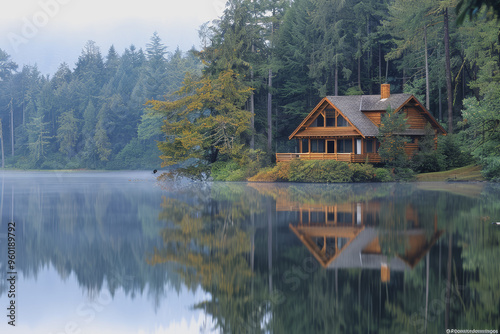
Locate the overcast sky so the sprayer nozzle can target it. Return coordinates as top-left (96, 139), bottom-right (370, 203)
top-left (0, 0), bottom-right (226, 75)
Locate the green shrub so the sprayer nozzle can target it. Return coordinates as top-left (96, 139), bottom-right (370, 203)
top-left (226, 168), bottom-right (247, 181)
top-left (211, 161), bottom-right (240, 181)
top-left (288, 160), bottom-right (353, 183)
top-left (481, 156), bottom-right (500, 181)
top-left (349, 163), bottom-right (376, 182)
top-left (40, 159), bottom-right (65, 170)
top-left (411, 151), bottom-right (443, 173)
top-left (65, 160), bottom-right (81, 170)
top-left (248, 166), bottom-right (279, 182)
top-left (276, 162), bottom-right (292, 180)
top-left (108, 139), bottom-right (161, 170)
top-left (241, 160), bottom-right (262, 180)
top-left (439, 134), bottom-right (472, 169)
top-left (393, 167), bottom-right (416, 181)
top-left (374, 168), bottom-right (393, 182)
top-left (249, 162), bottom-right (293, 182)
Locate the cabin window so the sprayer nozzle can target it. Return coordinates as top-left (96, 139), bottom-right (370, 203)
top-left (311, 114), bottom-right (324, 127)
top-left (301, 139), bottom-right (309, 153)
top-left (365, 138), bottom-right (374, 153)
top-left (337, 114), bottom-right (348, 127)
top-left (326, 109), bottom-right (335, 126)
top-left (311, 139), bottom-right (325, 153)
top-left (337, 139), bottom-right (352, 153)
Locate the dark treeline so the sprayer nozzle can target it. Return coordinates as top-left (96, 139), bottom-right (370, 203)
top-left (0, 33), bottom-right (202, 169)
top-left (0, 0), bottom-right (499, 174)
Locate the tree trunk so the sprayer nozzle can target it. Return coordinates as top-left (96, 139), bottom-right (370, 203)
top-left (438, 44), bottom-right (443, 121)
top-left (385, 59), bottom-right (389, 83)
top-left (0, 119), bottom-right (4, 168)
top-left (358, 42), bottom-right (362, 91)
top-left (267, 68), bottom-right (272, 151)
top-left (250, 39), bottom-right (255, 150)
top-left (379, 44), bottom-right (382, 84)
top-left (424, 24), bottom-right (430, 110)
top-left (335, 60), bottom-right (338, 96)
top-left (444, 8), bottom-right (453, 133)
top-left (250, 69), bottom-right (255, 150)
top-left (10, 96), bottom-right (14, 157)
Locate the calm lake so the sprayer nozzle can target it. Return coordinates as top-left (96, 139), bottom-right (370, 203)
top-left (0, 171), bottom-right (499, 334)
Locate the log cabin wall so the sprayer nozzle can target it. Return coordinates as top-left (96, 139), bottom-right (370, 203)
top-left (364, 111), bottom-right (384, 126)
top-left (405, 141), bottom-right (419, 156)
top-left (405, 107), bottom-right (428, 129)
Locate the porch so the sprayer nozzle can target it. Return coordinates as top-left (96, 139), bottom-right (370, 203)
top-left (275, 152), bottom-right (381, 163)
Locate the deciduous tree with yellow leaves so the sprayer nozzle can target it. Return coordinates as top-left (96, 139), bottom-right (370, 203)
top-left (147, 68), bottom-right (253, 176)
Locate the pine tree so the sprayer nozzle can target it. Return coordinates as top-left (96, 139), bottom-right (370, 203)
top-left (274, 0), bottom-right (317, 140)
top-left (0, 49), bottom-right (19, 158)
top-left (94, 107), bottom-right (112, 161)
top-left (74, 41), bottom-right (106, 102)
top-left (52, 63), bottom-right (72, 90)
top-left (27, 111), bottom-right (52, 166)
top-left (57, 110), bottom-right (80, 158)
top-left (81, 100), bottom-right (98, 167)
top-left (0, 49), bottom-right (17, 80)
top-left (104, 45), bottom-right (120, 84)
top-left (377, 108), bottom-right (410, 168)
top-left (143, 32), bottom-right (169, 100)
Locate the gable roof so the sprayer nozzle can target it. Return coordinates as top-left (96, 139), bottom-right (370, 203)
top-left (327, 95), bottom-right (382, 137)
top-left (289, 93), bottom-right (446, 139)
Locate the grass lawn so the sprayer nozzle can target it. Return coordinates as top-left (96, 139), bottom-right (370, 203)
top-left (416, 165), bottom-right (484, 182)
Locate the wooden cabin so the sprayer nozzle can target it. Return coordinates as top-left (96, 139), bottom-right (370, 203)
top-left (276, 84), bottom-right (446, 163)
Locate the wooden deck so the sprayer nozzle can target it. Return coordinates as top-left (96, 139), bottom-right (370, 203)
top-left (276, 152), bottom-right (381, 163)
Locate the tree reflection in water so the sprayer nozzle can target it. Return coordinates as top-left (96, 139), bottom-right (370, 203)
top-left (151, 181), bottom-right (500, 333)
top-left (0, 174), bottom-right (498, 333)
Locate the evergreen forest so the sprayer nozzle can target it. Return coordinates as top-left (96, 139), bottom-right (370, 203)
top-left (0, 0), bottom-right (499, 179)
top-left (0, 35), bottom-right (203, 169)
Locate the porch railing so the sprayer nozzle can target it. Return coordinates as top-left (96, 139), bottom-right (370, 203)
top-left (275, 152), bottom-right (381, 163)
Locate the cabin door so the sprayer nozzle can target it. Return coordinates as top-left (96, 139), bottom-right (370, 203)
top-left (355, 139), bottom-right (362, 154)
top-left (327, 140), bottom-right (335, 153)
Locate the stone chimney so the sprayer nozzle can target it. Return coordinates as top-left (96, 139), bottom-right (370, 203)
top-left (381, 83), bottom-right (390, 99)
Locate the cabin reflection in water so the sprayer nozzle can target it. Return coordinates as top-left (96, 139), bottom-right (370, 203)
top-left (281, 200), bottom-right (443, 282)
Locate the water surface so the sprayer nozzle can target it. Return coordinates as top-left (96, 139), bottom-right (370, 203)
top-left (0, 172), bottom-right (499, 333)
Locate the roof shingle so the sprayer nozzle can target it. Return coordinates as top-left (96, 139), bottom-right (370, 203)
top-left (326, 94), bottom-right (412, 137)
